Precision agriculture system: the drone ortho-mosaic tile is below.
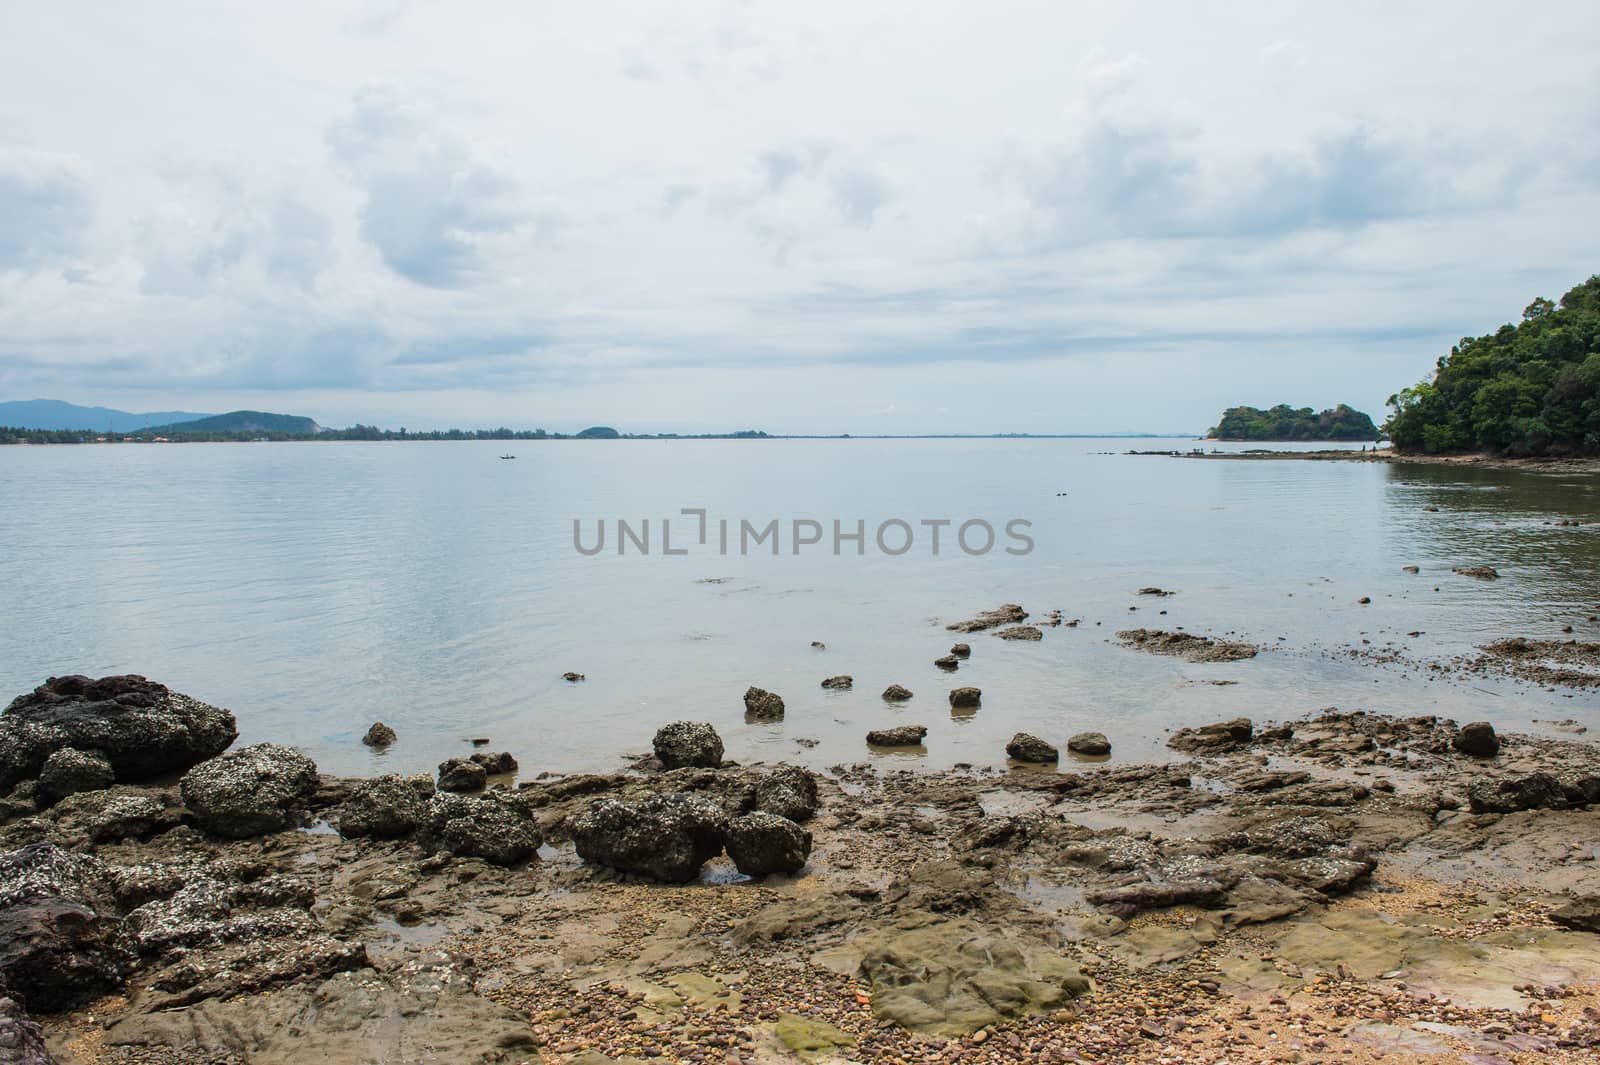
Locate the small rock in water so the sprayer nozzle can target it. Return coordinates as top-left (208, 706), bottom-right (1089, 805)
top-left (995, 625), bottom-right (1043, 641)
top-left (1453, 565), bottom-right (1500, 580)
top-left (1067, 731), bottom-right (1112, 757)
top-left (820, 675), bottom-right (853, 690)
top-left (867, 725), bottom-right (928, 747)
top-left (561, 671), bottom-right (585, 682)
top-left (950, 643), bottom-right (971, 658)
top-left (470, 737), bottom-right (491, 747)
top-left (810, 640), bottom-right (826, 649)
top-left (1452, 721), bottom-right (1500, 758)
top-left (934, 655), bottom-right (960, 671)
top-left (1402, 565), bottom-right (1420, 574)
top-left (948, 687), bottom-right (981, 709)
top-left (361, 722), bottom-right (396, 747)
top-left (743, 687), bottom-right (785, 720)
top-left (1358, 596), bottom-right (1372, 604)
top-left (881, 684), bottom-right (914, 701)
top-left (1005, 733), bottom-right (1058, 763)
top-left (653, 721), bottom-right (724, 769)
top-left (470, 750), bottom-right (518, 775)
top-left (437, 757), bottom-right (488, 792)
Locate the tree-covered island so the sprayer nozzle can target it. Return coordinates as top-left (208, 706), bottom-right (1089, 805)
top-left (1207, 404), bottom-right (1381, 442)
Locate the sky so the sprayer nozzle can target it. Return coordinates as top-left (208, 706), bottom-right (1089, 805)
top-left (1, 1), bottom-right (1597, 434)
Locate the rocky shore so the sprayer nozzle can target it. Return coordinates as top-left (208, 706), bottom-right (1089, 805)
top-left (2, 673), bottom-right (1599, 1064)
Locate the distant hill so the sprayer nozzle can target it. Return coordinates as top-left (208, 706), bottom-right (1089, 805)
top-left (575, 425), bottom-right (621, 439)
top-left (1207, 404), bottom-right (1381, 442)
top-left (150, 411), bottom-right (321, 435)
top-left (0, 399), bottom-right (212, 432)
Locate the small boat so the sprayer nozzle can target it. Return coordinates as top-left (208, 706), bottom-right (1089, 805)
top-left (500, 454), bottom-right (516, 460)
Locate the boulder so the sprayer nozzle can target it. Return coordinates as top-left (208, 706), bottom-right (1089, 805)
top-left (867, 725), bottom-right (928, 747)
top-left (1551, 896), bottom-right (1600, 934)
top-left (1467, 773), bottom-right (1567, 814)
top-left (881, 684), bottom-right (914, 702)
top-left (338, 776), bottom-right (427, 840)
top-left (0, 675), bottom-right (237, 793)
top-left (0, 976), bottom-right (53, 1065)
top-left (180, 743), bottom-right (319, 838)
top-left (360, 722), bottom-right (396, 748)
top-left (820, 676), bottom-right (853, 690)
top-left (949, 644), bottom-right (971, 658)
top-left (37, 747), bottom-right (114, 805)
top-left (1452, 721), bottom-right (1499, 758)
top-left (0, 844), bottom-right (125, 1007)
top-left (79, 792), bottom-right (177, 843)
top-left (437, 758), bottom-right (487, 793)
top-left (568, 793), bottom-right (728, 882)
top-left (725, 813), bottom-right (811, 876)
top-left (469, 751), bottom-right (518, 775)
top-left (754, 766), bottom-right (819, 822)
top-left (743, 687), bottom-right (785, 721)
top-left (652, 722), bottom-right (724, 770)
top-left (995, 626), bottom-right (1043, 641)
top-left (948, 688), bottom-right (981, 709)
top-left (562, 672), bottom-right (586, 682)
top-left (933, 655), bottom-right (960, 671)
top-left (1168, 718), bottom-right (1254, 753)
top-left (1067, 732), bottom-right (1112, 757)
top-left (418, 793), bottom-right (543, 866)
top-left (1005, 734), bottom-right (1058, 763)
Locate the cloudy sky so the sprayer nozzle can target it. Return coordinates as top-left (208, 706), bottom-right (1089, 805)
top-left (2, 1), bottom-right (1597, 433)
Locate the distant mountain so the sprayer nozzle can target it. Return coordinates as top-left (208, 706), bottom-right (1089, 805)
top-left (575, 425), bottom-right (621, 439)
top-left (150, 411), bottom-right (321, 435)
top-left (0, 399), bottom-right (213, 432)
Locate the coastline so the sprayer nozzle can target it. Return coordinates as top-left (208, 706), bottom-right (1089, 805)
top-left (1137, 448), bottom-right (1600, 475)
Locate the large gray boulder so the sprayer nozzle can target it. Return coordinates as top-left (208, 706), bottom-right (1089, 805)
top-left (337, 776), bottom-right (427, 840)
top-left (417, 793), bottom-right (543, 866)
top-left (568, 793), bottom-right (728, 882)
top-left (743, 687), bottom-right (785, 721)
top-left (653, 722), bottom-right (724, 769)
top-left (1005, 733), bottom-right (1058, 763)
top-left (724, 813), bottom-right (811, 877)
top-left (37, 747), bottom-right (114, 805)
top-left (0, 675), bottom-right (237, 793)
top-left (436, 758), bottom-right (487, 793)
top-left (180, 744), bottom-right (319, 838)
top-left (0, 844), bottom-right (126, 1008)
top-left (753, 766), bottom-right (819, 822)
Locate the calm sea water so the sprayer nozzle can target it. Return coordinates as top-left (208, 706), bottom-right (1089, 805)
top-left (2, 439), bottom-right (1596, 778)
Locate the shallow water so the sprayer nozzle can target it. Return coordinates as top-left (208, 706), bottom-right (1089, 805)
top-left (1, 439), bottom-right (1596, 777)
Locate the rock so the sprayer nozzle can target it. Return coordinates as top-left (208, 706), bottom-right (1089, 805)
top-left (0, 674), bottom-right (237, 793)
top-left (180, 743), bottom-right (319, 838)
top-left (1453, 565), bottom-right (1500, 579)
top-left (437, 758), bottom-right (487, 793)
top-left (562, 671), bottom-right (586, 682)
top-left (418, 793), bottom-right (543, 866)
top-left (470, 750), bottom-right (518, 775)
top-left (820, 675), bottom-right (853, 690)
top-left (743, 687), bottom-right (785, 721)
top-left (1005, 733), bottom-right (1058, 763)
top-left (810, 640), bottom-right (826, 649)
top-left (1358, 596), bottom-right (1371, 604)
top-left (1402, 565), bottom-right (1420, 573)
top-left (994, 626), bottom-right (1043, 641)
top-left (0, 978), bottom-right (53, 1065)
top-left (753, 766), bottom-right (819, 822)
top-left (652, 721), bottom-right (724, 770)
top-left (568, 793), bottom-right (728, 882)
top-left (1137, 587), bottom-right (1174, 596)
top-left (934, 655), bottom-right (960, 670)
top-left (0, 844), bottom-right (125, 1007)
top-left (1452, 721), bottom-right (1500, 757)
top-left (1168, 717), bottom-right (1254, 753)
top-left (1067, 731), bottom-right (1112, 756)
top-left (1550, 896), bottom-right (1600, 933)
top-left (948, 687), bottom-right (981, 709)
top-left (881, 684), bottom-right (914, 701)
top-left (725, 812), bottom-right (812, 876)
top-left (950, 643), bottom-right (971, 658)
top-left (82, 793), bottom-right (175, 843)
top-left (337, 775), bottom-right (427, 840)
top-left (1088, 878), bottom-right (1229, 917)
top-left (1467, 772), bottom-right (1567, 813)
top-left (775, 1013), bottom-right (855, 1055)
top-left (947, 604), bottom-right (1028, 633)
top-left (1117, 629), bottom-right (1258, 662)
top-left (867, 726), bottom-right (928, 747)
top-left (36, 747), bottom-right (114, 805)
top-left (360, 722), bottom-right (396, 747)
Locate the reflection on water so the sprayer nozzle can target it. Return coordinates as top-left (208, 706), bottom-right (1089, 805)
top-left (0, 440), bottom-right (1595, 779)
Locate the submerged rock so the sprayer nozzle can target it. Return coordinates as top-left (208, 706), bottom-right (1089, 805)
top-left (1452, 721), bottom-right (1500, 758)
top-left (37, 747), bottom-right (114, 805)
top-left (337, 775), bottom-right (427, 840)
top-left (1005, 733), bottom-right (1058, 763)
top-left (994, 625), bottom-right (1043, 641)
top-left (418, 793), bottom-right (543, 865)
top-left (0, 844), bottom-right (125, 1007)
top-left (180, 743), bottom-right (319, 838)
top-left (949, 643), bottom-right (971, 658)
top-left (1118, 628), bottom-right (1258, 663)
top-left (1453, 565), bottom-right (1500, 580)
top-left (881, 684), bottom-right (914, 701)
top-left (753, 766), bottom-right (819, 822)
top-left (725, 812), bottom-right (811, 876)
top-left (867, 725), bottom-right (928, 747)
top-left (437, 758), bottom-right (487, 793)
top-left (1067, 731), bottom-right (1112, 756)
top-left (568, 793), bottom-right (728, 882)
top-left (743, 687), bottom-right (785, 721)
top-left (933, 655), bottom-right (960, 671)
top-left (820, 675), bottom-right (853, 690)
top-left (360, 722), bottom-right (396, 748)
top-left (948, 687), bottom-right (981, 709)
top-left (0, 674), bottom-right (237, 793)
top-left (946, 604), bottom-right (1028, 633)
top-left (652, 721), bottom-right (724, 770)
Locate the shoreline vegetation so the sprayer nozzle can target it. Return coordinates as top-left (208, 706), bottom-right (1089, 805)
top-left (1129, 447), bottom-right (1600, 474)
top-left (1206, 404), bottom-right (1381, 443)
top-left (4, 596), bottom-right (1599, 1064)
